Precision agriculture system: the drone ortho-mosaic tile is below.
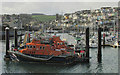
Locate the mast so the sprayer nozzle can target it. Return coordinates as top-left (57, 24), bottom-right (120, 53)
top-left (118, 7), bottom-right (120, 42)
top-left (114, 15), bottom-right (116, 37)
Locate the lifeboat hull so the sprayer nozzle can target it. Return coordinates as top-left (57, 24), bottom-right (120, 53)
top-left (9, 51), bottom-right (75, 64)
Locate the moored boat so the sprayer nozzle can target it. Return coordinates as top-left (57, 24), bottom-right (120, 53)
top-left (89, 39), bottom-right (98, 48)
top-left (112, 40), bottom-right (120, 48)
top-left (9, 35), bottom-right (87, 64)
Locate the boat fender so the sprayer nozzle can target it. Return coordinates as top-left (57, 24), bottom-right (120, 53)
top-left (77, 53), bottom-right (79, 56)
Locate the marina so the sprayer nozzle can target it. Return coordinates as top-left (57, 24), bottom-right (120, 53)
top-left (1, 1), bottom-right (120, 74)
top-left (0, 35), bottom-right (118, 73)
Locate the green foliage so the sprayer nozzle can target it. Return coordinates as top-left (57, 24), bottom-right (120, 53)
top-left (32, 15), bottom-right (56, 22)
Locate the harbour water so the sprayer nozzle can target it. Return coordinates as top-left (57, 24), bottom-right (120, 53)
top-left (0, 34), bottom-right (118, 73)
top-left (1, 2), bottom-right (119, 74)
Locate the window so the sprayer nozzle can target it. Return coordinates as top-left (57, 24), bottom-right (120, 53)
top-left (33, 51), bottom-right (35, 54)
top-left (43, 47), bottom-right (45, 50)
top-left (24, 45), bottom-right (26, 48)
top-left (30, 45), bottom-right (32, 48)
top-left (27, 45), bottom-right (29, 48)
top-left (33, 46), bottom-right (36, 48)
top-left (40, 46), bottom-right (42, 50)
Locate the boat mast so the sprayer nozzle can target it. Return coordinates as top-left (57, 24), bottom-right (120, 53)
top-left (117, 8), bottom-right (119, 42)
top-left (114, 15), bottom-right (116, 38)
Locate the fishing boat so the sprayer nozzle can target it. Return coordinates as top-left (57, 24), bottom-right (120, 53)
top-left (8, 35), bottom-right (87, 64)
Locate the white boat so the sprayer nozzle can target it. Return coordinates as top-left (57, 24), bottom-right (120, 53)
top-left (89, 39), bottom-right (98, 48)
top-left (105, 36), bottom-right (113, 45)
top-left (113, 40), bottom-right (120, 48)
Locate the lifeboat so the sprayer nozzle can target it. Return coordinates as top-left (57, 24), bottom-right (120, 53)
top-left (9, 35), bottom-right (87, 64)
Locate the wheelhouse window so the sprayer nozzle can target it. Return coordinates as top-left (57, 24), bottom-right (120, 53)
top-left (40, 46), bottom-right (42, 50)
top-left (118, 41), bottom-right (120, 45)
top-left (33, 51), bottom-right (35, 54)
top-left (24, 45), bottom-right (26, 48)
top-left (43, 47), bottom-right (45, 50)
top-left (27, 45), bottom-right (29, 48)
top-left (30, 45), bottom-right (32, 48)
top-left (33, 45), bottom-right (36, 48)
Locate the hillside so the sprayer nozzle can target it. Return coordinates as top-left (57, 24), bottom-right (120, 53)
top-left (32, 15), bottom-right (56, 22)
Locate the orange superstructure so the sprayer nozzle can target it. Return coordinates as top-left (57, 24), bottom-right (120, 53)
top-left (19, 36), bottom-right (75, 56)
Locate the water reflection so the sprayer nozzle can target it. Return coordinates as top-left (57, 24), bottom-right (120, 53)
top-left (96, 63), bottom-right (103, 73)
top-left (1, 36), bottom-right (118, 73)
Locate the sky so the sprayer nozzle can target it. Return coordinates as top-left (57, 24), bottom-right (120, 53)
top-left (1, 0), bottom-right (120, 2)
top-left (1, 0), bottom-right (120, 15)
